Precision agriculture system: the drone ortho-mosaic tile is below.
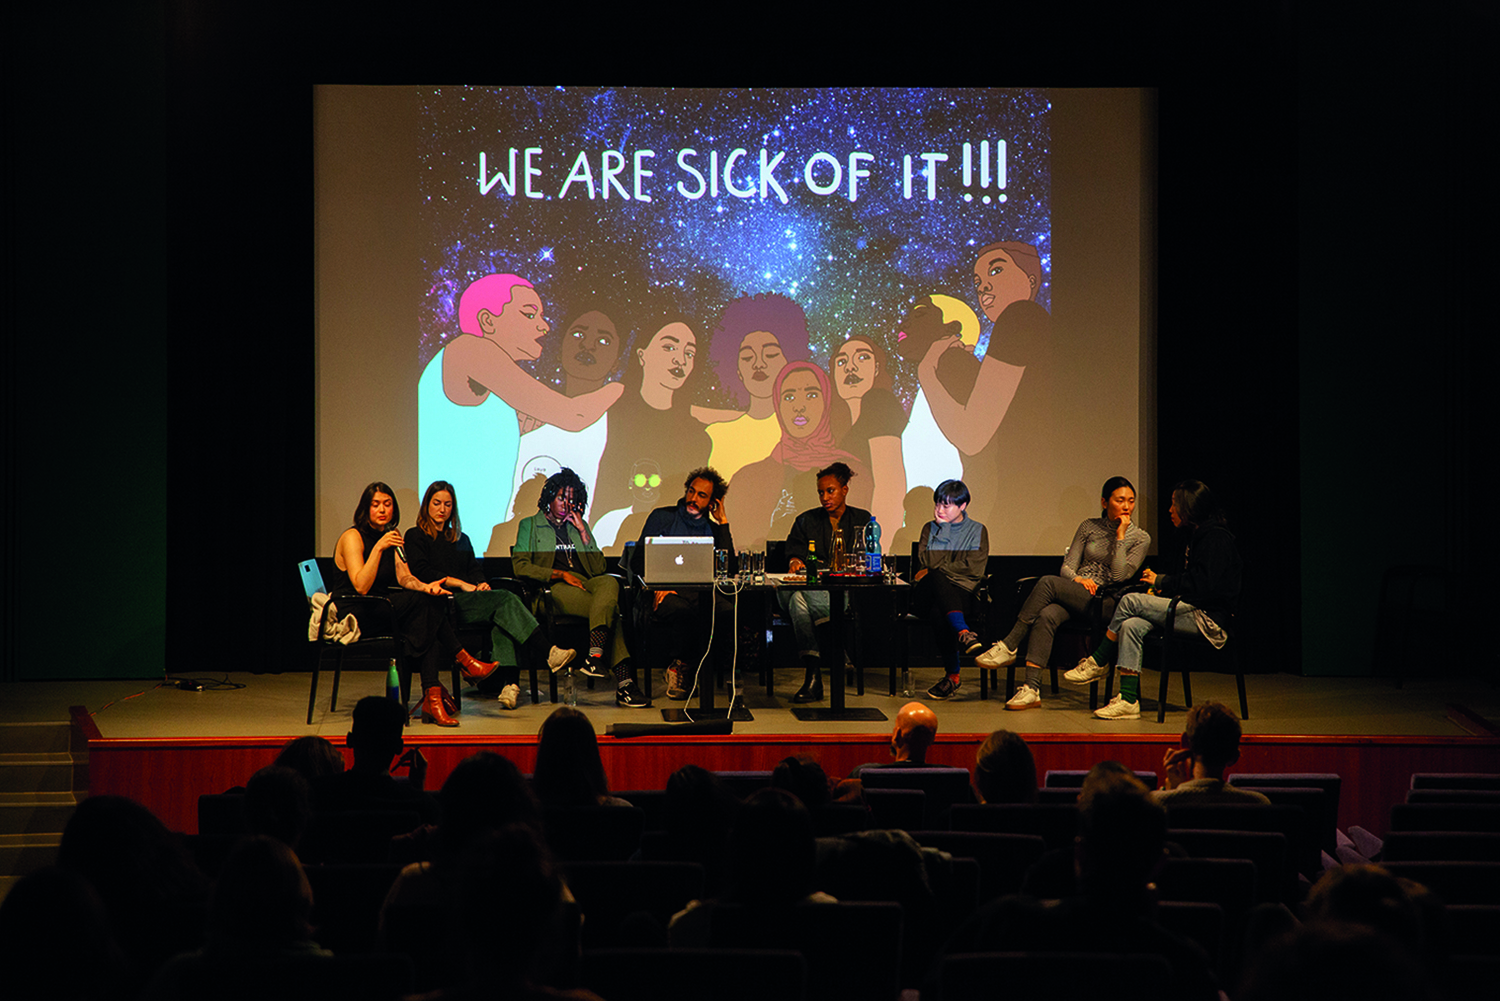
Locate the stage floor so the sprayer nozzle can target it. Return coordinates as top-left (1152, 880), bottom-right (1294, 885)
top-left (5, 666), bottom-right (1496, 741)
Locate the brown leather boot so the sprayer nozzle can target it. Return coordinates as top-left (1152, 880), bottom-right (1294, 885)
top-left (421, 686), bottom-right (459, 726)
top-left (455, 648), bottom-right (498, 682)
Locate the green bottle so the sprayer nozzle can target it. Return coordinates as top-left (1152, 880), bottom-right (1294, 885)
top-left (386, 658), bottom-right (401, 704)
top-left (805, 540), bottom-right (819, 585)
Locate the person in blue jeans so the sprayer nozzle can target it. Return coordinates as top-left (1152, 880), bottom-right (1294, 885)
top-left (779, 461), bottom-right (871, 703)
top-left (1065, 480), bottom-right (1242, 720)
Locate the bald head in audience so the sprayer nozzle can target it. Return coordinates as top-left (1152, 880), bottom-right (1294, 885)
top-left (890, 702), bottom-right (938, 764)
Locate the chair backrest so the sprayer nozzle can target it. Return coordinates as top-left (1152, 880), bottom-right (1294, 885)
top-left (1155, 901), bottom-right (1226, 981)
top-left (908, 830), bottom-right (1047, 904)
top-left (1154, 857), bottom-right (1257, 923)
top-left (304, 809), bottom-right (424, 865)
top-left (563, 860), bottom-right (706, 949)
top-left (939, 952), bottom-right (1174, 1001)
top-left (864, 787), bottom-right (926, 832)
top-left (1168, 827), bottom-right (1290, 904)
top-left (949, 803), bottom-right (1080, 851)
top-left (1406, 788), bottom-right (1500, 804)
top-left (198, 792), bottom-right (249, 838)
top-left (858, 767), bottom-right (974, 828)
top-left (1380, 860), bottom-right (1500, 905)
top-left (1409, 772), bottom-right (1500, 791)
top-left (809, 802), bottom-right (873, 837)
top-left (1390, 802), bottom-right (1500, 834)
top-left (1161, 802), bottom-right (1316, 880)
top-left (581, 948), bottom-right (807, 1001)
top-left (300, 558), bottom-right (328, 599)
top-left (1237, 786), bottom-right (1335, 855)
top-left (1044, 768), bottom-right (1159, 790)
top-left (713, 770), bottom-right (774, 800)
top-left (303, 862), bottom-right (404, 956)
top-left (708, 900), bottom-right (902, 1001)
top-left (614, 789), bottom-right (670, 831)
top-left (1381, 831), bottom-right (1500, 862)
top-left (543, 805), bottom-right (646, 862)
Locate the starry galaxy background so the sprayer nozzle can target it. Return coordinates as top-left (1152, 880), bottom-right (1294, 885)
top-left (416, 86), bottom-right (1051, 412)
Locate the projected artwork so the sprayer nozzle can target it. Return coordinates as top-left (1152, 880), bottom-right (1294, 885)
top-left (415, 86), bottom-right (1052, 556)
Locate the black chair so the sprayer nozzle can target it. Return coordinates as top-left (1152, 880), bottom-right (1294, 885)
top-left (1237, 786), bottom-right (1333, 857)
top-left (542, 805), bottom-right (645, 862)
top-left (509, 547), bottom-right (615, 703)
top-left (1162, 803), bottom-right (1316, 881)
top-left (303, 861), bottom-right (404, 955)
top-left (581, 948), bottom-right (807, 1001)
top-left (1409, 772), bottom-right (1500, 790)
top-left (1389, 802), bottom-right (1500, 834)
top-left (1044, 769), bottom-right (1160, 790)
top-left (1230, 772), bottom-right (1341, 854)
top-left (938, 952), bottom-right (1174, 1001)
top-left (908, 830), bottom-right (1048, 904)
top-left (864, 787), bottom-right (926, 832)
top-left (613, 788), bottom-right (670, 831)
top-left (707, 901), bottom-right (903, 1001)
top-left (1156, 900), bottom-right (1227, 982)
top-left (1406, 788), bottom-right (1500, 803)
top-left (1381, 860), bottom-right (1500, 904)
top-left (810, 802), bottom-right (874, 837)
top-left (300, 558), bottom-right (461, 725)
top-left (712, 770), bottom-right (774, 800)
top-left (858, 767), bottom-right (975, 829)
top-left (949, 803), bottom-right (1081, 851)
top-left (898, 542), bottom-right (995, 699)
top-left (153, 951), bottom-right (413, 1001)
top-left (303, 808), bottom-right (423, 865)
top-left (1381, 831), bottom-right (1500, 862)
top-left (1168, 827), bottom-right (1291, 904)
top-left (197, 792), bottom-right (249, 837)
top-left (563, 860), bottom-right (705, 948)
top-left (1141, 595), bottom-right (1249, 723)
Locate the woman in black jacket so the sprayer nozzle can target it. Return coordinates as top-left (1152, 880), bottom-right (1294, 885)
top-left (1065, 479), bottom-right (1242, 720)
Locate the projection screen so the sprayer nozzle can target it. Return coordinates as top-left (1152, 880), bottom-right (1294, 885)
top-left (315, 86), bottom-right (1148, 558)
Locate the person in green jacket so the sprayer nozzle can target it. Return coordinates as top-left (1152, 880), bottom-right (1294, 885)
top-left (513, 468), bottom-right (649, 708)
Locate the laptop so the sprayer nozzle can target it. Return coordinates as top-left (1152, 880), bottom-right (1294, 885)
top-left (643, 536), bottom-right (717, 586)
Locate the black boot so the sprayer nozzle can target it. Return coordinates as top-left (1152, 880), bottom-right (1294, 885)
top-left (791, 659), bottom-right (823, 703)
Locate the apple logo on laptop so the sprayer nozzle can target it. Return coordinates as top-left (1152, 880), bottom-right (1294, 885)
top-left (674, 555), bottom-right (684, 566)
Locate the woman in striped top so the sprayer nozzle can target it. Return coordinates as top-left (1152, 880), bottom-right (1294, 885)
top-left (978, 476), bottom-right (1150, 711)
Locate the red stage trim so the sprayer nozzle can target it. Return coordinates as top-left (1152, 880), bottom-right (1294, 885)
top-left (78, 718), bottom-right (1499, 838)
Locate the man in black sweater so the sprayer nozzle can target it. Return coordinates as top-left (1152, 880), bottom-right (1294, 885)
top-left (632, 467), bottom-right (734, 700)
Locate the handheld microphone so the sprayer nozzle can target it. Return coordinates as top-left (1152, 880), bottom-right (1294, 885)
top-left (396, 544), bottom-right (407, 563)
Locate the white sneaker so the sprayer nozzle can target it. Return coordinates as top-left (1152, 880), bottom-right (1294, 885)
top-left (1064, 656), bottom-right (1110, 685)
top-left (1004, 683), bottom-right (1041, 711)
top-left (1093, 694), bottom-right (1141, 719)
top-left (547, 646), bottom-right (576, 673)
top-left (976, 640), bottom-right (1018, 668)
top-left (497, 684), bottom-right (520, 710)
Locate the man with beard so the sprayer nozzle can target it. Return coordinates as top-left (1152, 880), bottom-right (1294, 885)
top-left (631, 468), bottom-right (734, 700)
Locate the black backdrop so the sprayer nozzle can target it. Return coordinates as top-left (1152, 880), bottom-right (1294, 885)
top-left (4, 4), bottom-right (1484, 682)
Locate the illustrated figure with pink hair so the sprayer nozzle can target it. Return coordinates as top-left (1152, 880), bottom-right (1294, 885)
top-left (418, 274), bottom-right (623, 546)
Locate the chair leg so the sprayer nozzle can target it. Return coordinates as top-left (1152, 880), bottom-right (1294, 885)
top-left (529, 662), bottom-right (540, 705)
top-left (1157, 661), bottom-right (1170, 724)
top-left (451, 666), bottom-right (462, 712)
top-left (1181, 668), bottom-right (1193, 710)
top-left (1237, 670), bottom-right (1249, 720)
top-left (329, 646), bottom-right (345, 713)
top-left (307, 653), bottom-right (322, 725)
top-left (1049, 665), bottom-right (1060, 695)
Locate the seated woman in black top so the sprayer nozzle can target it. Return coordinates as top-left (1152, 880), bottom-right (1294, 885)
top-left (403, 480), bottom-right (576, 711)
top-left (332, 481), bottom-right (498, 727)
